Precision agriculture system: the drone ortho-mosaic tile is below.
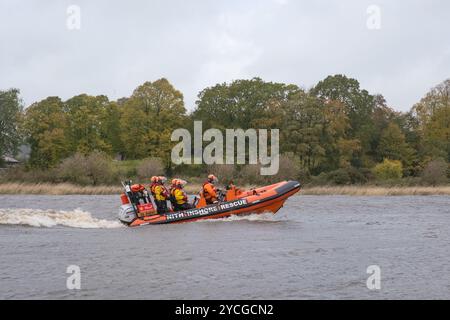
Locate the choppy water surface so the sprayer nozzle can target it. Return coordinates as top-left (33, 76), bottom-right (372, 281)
top-left (0, 194), bottom-right (449, 299)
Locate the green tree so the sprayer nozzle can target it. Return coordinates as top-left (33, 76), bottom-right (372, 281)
top-left (412, 79), bottom-right (450, 129)
top-left (311, 75), bottom-right (377, 167)
top-left (278, 91), bottom-right (327, 171)
top-left (64, 94), bottom-right (115, 155)
top-left (120, 78), bottom-right (187, 168)
top-left (103, 101), bottom-right (124, 156)
top-left (0, 89), bottom-right (23, 164)
top-left (22, 97), bottom-right (70, 168)
top-left (412, 79), bottom-right (450, 161)
top-left (377, 122), bottom-right (416, 170)
top-left (193, 78), bottom-right (300, 129)
top-left (311, 75), bottom-right (375, 127)
top-left (423, 106), bottom-right (450, 161)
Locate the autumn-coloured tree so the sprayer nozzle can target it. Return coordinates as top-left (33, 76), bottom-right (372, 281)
top-left (6, 75), bottom-right (450, 185)
top-left (120, 78), bottom-right (187, 168)
top-left (412, 79), bottom-right (450, 161)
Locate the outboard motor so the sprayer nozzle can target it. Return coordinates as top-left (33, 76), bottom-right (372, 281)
top-left (118, 180), bottom-right (157, 225)
top-left (118, 203), bottom-right (137, 224)
top-left (118, 185), bottom-right (137, 224)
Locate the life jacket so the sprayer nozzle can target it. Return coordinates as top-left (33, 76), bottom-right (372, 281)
top-left (170, 187), bottom-right (187, 205)
top-left (131, 184), bottom-right (145, 193)
top-left (149, 183), bottom-right (158, 196)
top-left (154, 184), bottom-right (169, 201)
top-left (202, 181), bottom-right (217, 200)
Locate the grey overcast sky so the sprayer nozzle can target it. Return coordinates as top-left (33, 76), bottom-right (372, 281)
top-left (1, 0), bottom-right (449, 111)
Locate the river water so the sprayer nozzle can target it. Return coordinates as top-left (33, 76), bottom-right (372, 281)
top-left (0, 194), bottom-right (449, 299)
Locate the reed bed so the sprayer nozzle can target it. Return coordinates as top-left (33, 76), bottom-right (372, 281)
top-left (0, 183), bottom-right (122, 195)
top-left (0, 183), bottom-right (449, 196)
top-left (301, 186), bottom-right (450, 196)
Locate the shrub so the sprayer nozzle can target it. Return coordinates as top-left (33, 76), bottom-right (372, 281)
top-left (136, 158), bottom-right (164, 180)
top-left (173, 164), bottom-right (206, 177)
top-left (238, 154), bottom-right (302, 185)
top-left (57, 153), bottom-right (91, 185)
top-left (323, 167), bottom-right (368, 185)
top-left (57, 151), bottom-right (115, 185)
top-left (309, 172), bottom-right (329, 186)
top-left (207, 164), bottom-right (237, 184)
top-left (421, 159), bottom-right (449, 185)
top-left (297, 168), bottom-right (311, 184)
top-left (112, 160), bottom-right (140, 179)
top-left (327, 168), bottom-right (351, 185)
top-left (239, 164), bottom-right (267, 185)
top-left (85, 151), bottom-right (115, 185)
top-left (346, 167), bottom-right (369, 184)
top-left (373, 159), bottom-right (403, 181)
top-left (0, 165), bottom-right (58, 183)
top-left (272, 153), bottom-right (302, 182)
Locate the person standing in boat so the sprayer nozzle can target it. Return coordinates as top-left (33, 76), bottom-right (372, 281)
top-left (170, 179), bottom-right (193, 211)
top-left (154, 176), bottom-right (169, 214)
top-left (202, 174), bottom-right (219, 204)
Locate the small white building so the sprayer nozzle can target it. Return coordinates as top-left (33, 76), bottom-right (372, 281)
top-left (1, 155), bottom-right (20, 167)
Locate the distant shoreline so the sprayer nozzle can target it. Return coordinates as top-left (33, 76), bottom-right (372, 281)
top-left (0, 182), bottom-right (449, 196)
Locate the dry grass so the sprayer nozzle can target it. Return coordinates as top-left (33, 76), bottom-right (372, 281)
top-left (0, 183), bottom-right (122, 195)
top-left (301, 186), bottom-right (450, 196)
top-left (0, 183), bottom-right (449, 196)
top-left (0, 182), bottom-right (210, 195)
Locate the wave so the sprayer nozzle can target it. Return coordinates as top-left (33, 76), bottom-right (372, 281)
top-left (0, 208), bottom-right (123, 229)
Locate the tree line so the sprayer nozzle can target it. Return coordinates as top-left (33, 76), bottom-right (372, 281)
top-left (0, 75), bottom-right (449, 185)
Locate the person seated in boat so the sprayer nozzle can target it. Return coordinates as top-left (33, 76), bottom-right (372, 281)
top-left (149, 176), bottom-right (158, 197)
top-left (130, 183), bottom-right (148, 205)
top-left (202, 174), bottom-right (219, 204)
top-left (154, 176), bottom-right (169, 214)
top-left (170, 179), bottom-right (193, 211)
top-left (225, 180), bottom-right (242, 199)
top-left (225, 180), bottom-right (236, 191)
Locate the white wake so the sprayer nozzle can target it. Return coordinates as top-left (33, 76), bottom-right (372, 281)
top-left (0, 208), bottom-right (123, 229)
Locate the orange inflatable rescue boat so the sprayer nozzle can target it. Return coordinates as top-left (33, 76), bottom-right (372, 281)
top-left (118, 180), bottom-right (301, 227)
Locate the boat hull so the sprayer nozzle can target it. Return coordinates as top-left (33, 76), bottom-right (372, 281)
top-left (126, 180), bottom-right (301, 227)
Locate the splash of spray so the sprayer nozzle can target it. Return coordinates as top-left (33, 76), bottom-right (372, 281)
top-left (0, 208), bottom-right (123, 229)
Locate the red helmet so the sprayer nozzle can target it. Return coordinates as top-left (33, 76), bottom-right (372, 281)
top-left (150, 176), bottom-right (158, 183)
top-left (172, 178), bottom-right (187, 187)
top-left (158, 176), bottom-right (167, 183)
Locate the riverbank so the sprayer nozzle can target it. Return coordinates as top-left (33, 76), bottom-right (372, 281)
top-left (1, 182), bottom-right (449, 196)
top-left (301, 186), bottom-right (450, 196)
